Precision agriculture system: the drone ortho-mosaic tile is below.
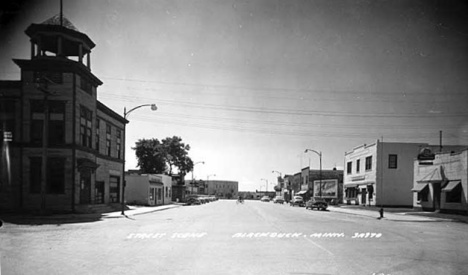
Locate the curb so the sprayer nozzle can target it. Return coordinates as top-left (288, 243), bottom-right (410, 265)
top-left (328, 207), bottom-right (459, 223)
top-left (103, 205), bottom-right (182, 219)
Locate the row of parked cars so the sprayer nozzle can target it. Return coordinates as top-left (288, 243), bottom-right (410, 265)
top-left (260, 195), bottom-right (328, 211)
top-left (185, 195), bottom-right (219, 205)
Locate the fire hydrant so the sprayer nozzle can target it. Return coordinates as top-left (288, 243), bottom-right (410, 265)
top-left (378, 208), bottom-right (384, 219)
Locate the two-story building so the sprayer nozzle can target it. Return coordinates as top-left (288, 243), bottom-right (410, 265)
top-left (344, 140), bottom-right (466, 207)
top-left (0, 14), bottom-right (127, 214)
top-left (205, 180), bottom-right (239, 199)
top-left (413, 148), bottom-right (468, 214)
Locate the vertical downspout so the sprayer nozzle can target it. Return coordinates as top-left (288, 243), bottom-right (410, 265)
top-left (19, 72), bottom-right (24, 210)
top-left (71, 73), bottom-right (76, 213)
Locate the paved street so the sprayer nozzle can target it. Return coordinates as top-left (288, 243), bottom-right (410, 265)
top-left (1, 200), bottom-right (468, 275)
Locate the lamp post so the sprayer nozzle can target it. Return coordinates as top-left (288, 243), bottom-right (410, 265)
top-left (121, 104), bottom-right (157, 215)
top-left (272, 170), bottom-right (282, 194)
top-left (305, 149), bottom-right (322, 198)
top-left (191, 161), bottom-right (205, 194)
top-left (261, 178), bottom-right (268, 192)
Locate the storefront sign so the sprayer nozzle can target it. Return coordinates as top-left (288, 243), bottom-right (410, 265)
top-left (313, 179), bottom-right (338, 198)
top-left (418, 148), bottom-right (435, 161)
top-left (352, 175), bottom-right (366, 181)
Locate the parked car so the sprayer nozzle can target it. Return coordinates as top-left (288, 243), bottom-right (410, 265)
top-left (260, 196), bottom-right (270, 202)
top-left (289, 196), bottom-right (304, 207)
top-left (305, 198), bottom-right (328, 211)
top-left (186, 197), bottom-right (202, 205)
top-left (273, 196), bottom-right (285, 204)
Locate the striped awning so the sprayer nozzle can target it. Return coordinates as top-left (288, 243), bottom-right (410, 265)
top-left (441, 180), bottom-right (461, 193)
top-left (411, 183), bottom-right (428, 192)
top-left (417, 167), bottom-right (443, 184)
top-left (344, 184), bottom-right (358, 188)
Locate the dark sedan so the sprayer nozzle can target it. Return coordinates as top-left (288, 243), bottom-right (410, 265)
top-left (305, 198), bottom-right (328, 211)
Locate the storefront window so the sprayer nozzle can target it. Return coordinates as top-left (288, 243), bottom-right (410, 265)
top-left (346, 187), bottom-right (357, 198)
top-left (446, 185), bottom-right (461, 203)
top-left (417, 188), bottom-right (429, 202)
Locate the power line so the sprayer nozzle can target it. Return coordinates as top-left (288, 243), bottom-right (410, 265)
top-left (99, 93), bottom-right (468, 118)
top-left (135, 112), bottom-right (464, 130)
top-left (101, 85), bottom-right (463, 104)
top-left (129, 113), bottom-right (467, 140)
top-left (100, 76), bottom-right (467, 97)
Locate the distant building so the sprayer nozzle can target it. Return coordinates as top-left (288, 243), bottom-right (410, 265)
top-left (125, 173), bottom-right (172, 206)
top-left (413, 148), bottom-right (468, 214)
top-left (184, 179), bottom-right (206, 195)
top-left (344, 140), bottom-right (467, 207)
top-left (0, 14), bottom-right (127, 214)
top-left (205, 180), bottom-right (239, 199)
top-left (171, 174), bottom-right (186, 202)
top-left (238, 191), bottom-right (257, 199)
top-left (309, 169), bottom-right (343, 204)
top-left (283, 169), bottom-right (343, 204)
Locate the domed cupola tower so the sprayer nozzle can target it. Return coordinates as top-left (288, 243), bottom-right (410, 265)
top-left (25, 13), bottom-right (95, 70)
top-left (14, 11), bottom-right (102, 91)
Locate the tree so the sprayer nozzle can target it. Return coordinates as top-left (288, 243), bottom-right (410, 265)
top-left (132, 136), bottom-right (193, 176)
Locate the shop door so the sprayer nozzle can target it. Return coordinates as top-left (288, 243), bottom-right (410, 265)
top-left (156, 187), bottom-right (163, 205)
top-left (109, 176), bottom-right (120, 203)
top-left (95, 181), bottom-right (105, 204)
top-left (148, 188), bottom-right (156, 206)
top-left (361, 189), bottom-right (367, 205)
top-left (80, 169), bottom-right (91, 204)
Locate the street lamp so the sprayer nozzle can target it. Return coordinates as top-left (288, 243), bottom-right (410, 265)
top-left (272, 170), bottom-right (282, 194)
top-left (305, 149), bottom-right (322, 198)
top-left (191, 161), bottom-right (205, 194)
top-left (272, 170), bottom-right (282, 178)
top-left (121, 104), bottom-right (157, 215)
top-left (261, 178), bottom-right (268, 192)
top-left (207, 174), bottom-right (216, 181)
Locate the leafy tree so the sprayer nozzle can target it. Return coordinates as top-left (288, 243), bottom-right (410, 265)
top-left (132, 136), bottom-right (193, 176)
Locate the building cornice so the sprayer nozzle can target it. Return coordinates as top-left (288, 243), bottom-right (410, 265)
top-left (13, 57), bottom-right (103, 86)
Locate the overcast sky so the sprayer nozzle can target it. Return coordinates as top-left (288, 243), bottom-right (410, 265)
top-left (1, 0), bottom-right (468, 191)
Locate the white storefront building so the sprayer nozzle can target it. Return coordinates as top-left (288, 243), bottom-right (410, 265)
top-left (344, 140), bottom-right (465, 207)
top-left (125, 174), bottom-right (172, 206)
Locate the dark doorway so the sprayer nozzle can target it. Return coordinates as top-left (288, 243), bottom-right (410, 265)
top-left (95, 181), bottom-right (104, 204)
top-left (80, 169), bottom-right (92, 204)
top-left (109, 176), bottom-right (120, 203)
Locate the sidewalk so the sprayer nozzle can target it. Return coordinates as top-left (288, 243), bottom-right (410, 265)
top-left (0, 203), bottom-right (184, 224)
top-left (328, 205), bottom-right (468, 223)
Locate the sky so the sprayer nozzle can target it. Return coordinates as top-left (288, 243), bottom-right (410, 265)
top-left (1, 0), bottom-right (468, 191)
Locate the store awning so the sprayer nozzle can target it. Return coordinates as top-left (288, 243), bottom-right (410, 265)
top-left (77, 158), bottom-right (99, 171)
top-left (296, 190), bottom-right (307, 195)
top-left (441, 180), bottom-right (461, 193)
top-left (411, 183), bottom-right (428, 192)
top-left (149, 180), bottom-right (163, 185)
top-left (416, 167), bottom-right (443, 184)
top-left (358, 182), bottom-right (374, 189)
top-left (344, 184), bottom-right (358, 188)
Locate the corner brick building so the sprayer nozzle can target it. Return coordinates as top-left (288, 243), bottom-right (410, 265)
top-left (0, 14), bottom-right (127, 214)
